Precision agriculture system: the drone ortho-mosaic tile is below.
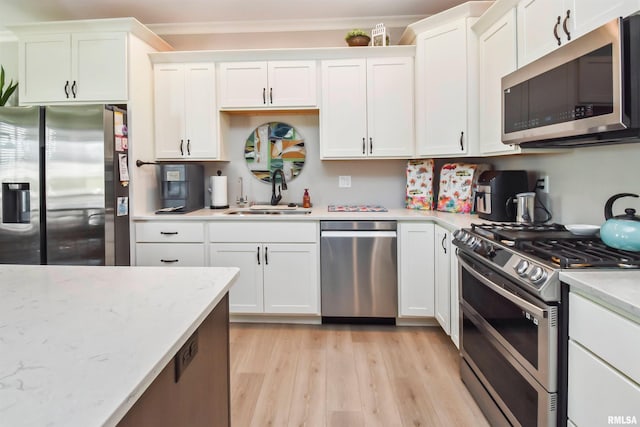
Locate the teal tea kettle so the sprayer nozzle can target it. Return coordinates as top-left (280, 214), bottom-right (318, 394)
top-left (601, 193), bottom-right (640, 252)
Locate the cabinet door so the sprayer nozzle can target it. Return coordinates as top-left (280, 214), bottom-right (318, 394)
top-left (573, 0), bottom-right (640, 39)
top-left (415, 21), bottom-right (469, 156)
top-left (135, 243), bottom-right (205, 266)
top-left (478, 9), bottom-right (521, 156)
top-left (320, 59), bottom-right (368, 158)
top-left (517, 0), bottom-right (567, 66)
top-left (268, 61), bottom-right (317, 107)
top-left (263, 243), bottom-right (319, 314)
top-left (154, 64), bottom-right (186, 159)
top-left (19, 34), bottom-right (71, 103)
top-left (184, 63), bottom-right (218, 159)
top-left (568, 340), bottom-right (640, 426)
top-left (72, 32), bottom-right (127, 102)
top-left (398, 222), bottom-right (435, 317)
top-left (434, 226), bottom-right (451, 334)
top-left (210, 243), bottom-right (264, 314)
top-left (366, 57), bottom-right (414, 158)
top-left (218, 62), bottom-right (268, 108)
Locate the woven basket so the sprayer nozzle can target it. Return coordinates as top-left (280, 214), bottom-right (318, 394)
top-left (346, 35), bottom-right (370, 47)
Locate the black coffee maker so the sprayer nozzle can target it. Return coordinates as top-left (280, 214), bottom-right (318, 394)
top-left (157, 164), bottom-right (204, 214)
top-left (475, 170), bottom-right (529, 221)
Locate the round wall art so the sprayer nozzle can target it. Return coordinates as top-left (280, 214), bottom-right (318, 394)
top-left (244, 122), bottom-right (306, 183)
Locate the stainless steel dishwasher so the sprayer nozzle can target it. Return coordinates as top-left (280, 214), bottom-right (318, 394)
top-left (320, 221), bottom-right (397, 322)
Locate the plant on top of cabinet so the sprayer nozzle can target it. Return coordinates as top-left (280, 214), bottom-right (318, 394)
top-left (345, 29), bottom-right (371, 46)
top-left (0, 66), bottom-right (18, 106)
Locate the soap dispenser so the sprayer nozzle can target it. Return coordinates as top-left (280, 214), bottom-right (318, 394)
top-left (303, 189), bottom-right (311, 208)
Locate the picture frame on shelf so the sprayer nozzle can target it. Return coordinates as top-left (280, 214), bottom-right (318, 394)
top-left (371, 23), bottom-right (387, 46)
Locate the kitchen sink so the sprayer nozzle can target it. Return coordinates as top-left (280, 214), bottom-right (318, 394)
top-left (225, 209), bottom-right (312, 215)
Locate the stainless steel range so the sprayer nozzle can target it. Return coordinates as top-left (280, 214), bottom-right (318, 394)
top-left (453, 223), bottom-right (640, 427)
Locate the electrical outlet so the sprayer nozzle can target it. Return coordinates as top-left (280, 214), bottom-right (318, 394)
top-left (339, 176), bottom-right (351, 188)
top-left (540, 175), bottom-right (550, 193)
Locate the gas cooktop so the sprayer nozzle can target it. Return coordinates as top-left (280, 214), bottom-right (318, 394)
top-left (470, 222), bottom-right (640, 269)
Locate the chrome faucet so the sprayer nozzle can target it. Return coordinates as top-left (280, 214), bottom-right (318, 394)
top-left (270, 168), bottom-right (288, 206)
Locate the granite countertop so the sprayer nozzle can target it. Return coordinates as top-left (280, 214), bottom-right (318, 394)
top-left (0, 265), bottom-right (239, 427)
top-left (560, 270), bottom-right (640, 321)
top-left (133, 206), bottom-right (483, 231)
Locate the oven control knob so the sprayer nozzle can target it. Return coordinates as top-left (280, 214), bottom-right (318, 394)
top-left (453, 230), bottom-right (465, 241)
top-left (515, 259), bottom-right (529, 277)
top-left (478, 241), bottom-right (495, 257)
top-left (529, 266), bottom-right (547, 284)
top-left (467, 236), bottom-right (480, 249)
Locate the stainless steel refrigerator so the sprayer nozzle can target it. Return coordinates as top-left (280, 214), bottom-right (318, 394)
top-left (0, 105), bottom-right (130, 265)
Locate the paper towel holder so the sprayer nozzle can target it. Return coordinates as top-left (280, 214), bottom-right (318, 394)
top-left (209, 170), bottom-right (229, 209)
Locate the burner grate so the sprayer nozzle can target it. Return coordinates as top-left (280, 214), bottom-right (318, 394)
top-left (519, 239), bottom-right (640, 268)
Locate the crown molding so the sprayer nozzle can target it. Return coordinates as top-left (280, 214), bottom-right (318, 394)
top-left (147, 15), bottom-right (428, 35)
top-left (0, 30), bottom-right (17, 42)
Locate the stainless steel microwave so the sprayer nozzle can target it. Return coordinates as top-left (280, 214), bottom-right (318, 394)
top-left (502, 16), bottom-right (640, 147)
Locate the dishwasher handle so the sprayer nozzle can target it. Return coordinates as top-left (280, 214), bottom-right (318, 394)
top-left (321, 230), bottom-right (396, 238)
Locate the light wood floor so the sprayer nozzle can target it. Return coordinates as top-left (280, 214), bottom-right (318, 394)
top-left (229, 323), bottom-right (489, 427)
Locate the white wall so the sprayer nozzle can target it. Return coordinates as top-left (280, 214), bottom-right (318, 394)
top-left (161, 27), bottom-right (406, 50)
top-left (487, 144), bottom-right (640, 226)
top-left (202, 113), bottom-right (407, 209)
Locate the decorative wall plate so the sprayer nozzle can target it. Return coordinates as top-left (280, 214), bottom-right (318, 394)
top-left (244, 122), bottom-right (306, 183)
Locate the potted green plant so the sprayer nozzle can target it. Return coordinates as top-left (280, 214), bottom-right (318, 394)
top-left (345, 29), bottom-right (370, 47)
top-left (0, 66), bottom-right (18, 106)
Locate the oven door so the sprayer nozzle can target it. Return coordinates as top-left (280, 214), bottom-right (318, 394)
top-left (458, 252), bottom-right (558, 427)
top-left (458, 252), bottom-right (558, 391)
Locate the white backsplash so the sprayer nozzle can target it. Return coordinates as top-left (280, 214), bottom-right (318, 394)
top-left (204, 113), bottom-right (407, 209)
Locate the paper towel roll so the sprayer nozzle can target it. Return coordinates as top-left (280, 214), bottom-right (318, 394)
top-left (209, 175), bottom-right (228, 209)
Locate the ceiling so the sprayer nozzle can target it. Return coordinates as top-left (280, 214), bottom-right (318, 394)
top-left (2, 0), bottom-right (471, 34)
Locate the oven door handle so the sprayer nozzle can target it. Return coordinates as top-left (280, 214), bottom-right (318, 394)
top-left (458, 256), bottom-right (546, 318)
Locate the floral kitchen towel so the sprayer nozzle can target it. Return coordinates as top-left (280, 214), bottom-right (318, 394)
top-left (406, 159), bottom-right (434, 210)
top-left (437, 163), bottom-right (491, 213)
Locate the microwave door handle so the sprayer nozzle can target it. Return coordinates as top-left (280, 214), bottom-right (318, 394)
top-left (458, 256), bottom-right (546, 318)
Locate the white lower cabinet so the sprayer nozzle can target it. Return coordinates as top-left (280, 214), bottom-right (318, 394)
top-left (210, 242), bottom-right (318, 314)
top-left (209, 221), bottom-right (319, 315)
top-left (398, 222), bottom-right (435, 317)
top-left (568, 291), bottom-right (640, 426)
top-left (449, 249), bottom-right (460, 348)
top-left (134, 221), bottom-right (206, 266)
top-left (434, 225), bottom-right (451, 335)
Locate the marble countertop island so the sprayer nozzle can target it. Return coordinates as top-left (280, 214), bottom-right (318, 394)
top-left (0, 265), bottom-right (238, 427)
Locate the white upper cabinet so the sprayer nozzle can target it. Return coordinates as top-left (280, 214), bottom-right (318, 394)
top-left (320, 56), bottom-right (414, 159)
top-left (218, 60), bottom-right (317, 108)
top-left (517, 0), bottom-right (640, 66)
top-left (416, 19), bottom-right (474, 157)
top-left (477, 9), bottom-right (521, 155)
top-left (154, 63), bottom-right (220, 160)
top-left (19, 32), bottom-right (127, 104)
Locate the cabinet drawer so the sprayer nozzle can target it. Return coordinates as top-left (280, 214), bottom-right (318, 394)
top-left (209, 221), bottom-right (317, 243)
top-left (568, 340), bottom-right (640, 426)
top-left (136, 222), bottom-right (205, 242)
top-left (136, 243), bottom-right (205, 266)
top-left (569, 292), bottom-right (640, 383)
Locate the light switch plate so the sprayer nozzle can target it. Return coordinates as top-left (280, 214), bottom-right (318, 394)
top-left (339, 176), bottom-right (351, 188)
